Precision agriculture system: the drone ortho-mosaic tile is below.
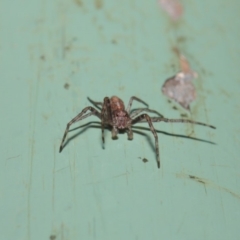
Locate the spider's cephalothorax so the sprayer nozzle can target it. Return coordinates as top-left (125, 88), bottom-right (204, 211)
top-left (59, 96), bottom-right (216, 168)
top-left (109, 96), bottom-right (130, 129)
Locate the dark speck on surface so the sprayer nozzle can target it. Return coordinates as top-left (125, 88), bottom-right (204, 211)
top-left (142, 158), bottom-right (148, 163)
top-left (40, 55), bottom-right (45, 61)
top-left (189, 175), bottom-right (206, 184)
top-left (189, 175), bottom-right (196, 179)
top-left (64, 83), bottom-right (70, 89)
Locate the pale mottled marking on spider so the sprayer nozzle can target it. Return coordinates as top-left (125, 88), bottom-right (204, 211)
top-left (59, 96), bottom-right (216, 168)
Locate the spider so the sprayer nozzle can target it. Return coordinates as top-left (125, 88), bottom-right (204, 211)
top-left (59, 96), bottom-right (215, 168)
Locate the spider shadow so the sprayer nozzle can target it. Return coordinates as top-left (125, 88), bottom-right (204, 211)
top-left (60, 121), bottom-right (102, 151)
top-left (60, 121), bottom-right (216, 154)
top-left (132, 125), bottom-right (216, 152)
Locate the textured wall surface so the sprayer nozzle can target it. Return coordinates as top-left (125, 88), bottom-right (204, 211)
top-left (1, 0), bottom-right (240, 239)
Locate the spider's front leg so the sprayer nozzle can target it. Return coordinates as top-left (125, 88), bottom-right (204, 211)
top-left (126, 127), bottom-right (133, 140)
top-left (132, 114), bottom-right (160, 168)
top-left (101, 97), bottom-right (113, 147)
top-left (126, 96), bottom-right (149, 114)
top-left (59, 106), bottom-right (101, 152)
top-left (130, 108), bottom-right (164, 119)
top-left (87, 97), bottom-right (103, 110)
top-left (111, 126), bottom-right (118, 139)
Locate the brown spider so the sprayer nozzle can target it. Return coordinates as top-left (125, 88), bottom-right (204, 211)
top-left (59, 96), bottom-right (215, 168)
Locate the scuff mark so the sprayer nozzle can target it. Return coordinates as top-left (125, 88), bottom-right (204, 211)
top-left (176, 172), bottom-right (240, 200)
top-left (74, 0), bottom-right (83, 7)
top-left (94, 0), bottom-right (103, 9)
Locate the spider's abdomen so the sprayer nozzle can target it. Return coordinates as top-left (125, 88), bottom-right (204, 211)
top-left (110, 96), bottom-right (125, 111)
top-left (112, 110), bottom-right (129, 129)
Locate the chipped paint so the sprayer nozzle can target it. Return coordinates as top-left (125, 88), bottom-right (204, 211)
top-left (162, 49), bottom-right (198, 110)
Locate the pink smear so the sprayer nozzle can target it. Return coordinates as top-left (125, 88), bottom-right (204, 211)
top-left (158, 0), bottom-right (183, 21)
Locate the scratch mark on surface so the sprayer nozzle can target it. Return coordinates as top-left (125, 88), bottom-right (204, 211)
top-left (27, 138), bottom-right (34, 240)
top-left (177, 172), bottom-right (240, 200)
top-left (27, 44), bottom-right (42, 239)
top-left (176, 211), bottom-right (186, 233)
top-left (124, 142), bottom-right (126, 158)
top-left (52, 145), bottom-right (56, 214)
top-left (54, 166), bottom-right (70, 173)
top-left (6, 155), bottom-right (21, 161)
top-left (61, 222), bottom-right (64, 240)
top-left (60, 13), bottom-right (66, 59)
top-left (113, 171), bottom-right (129, 179)
top-left (84, 171), bottom-right (130, 186)
top-left (5, 155), bottom-right (21, 166)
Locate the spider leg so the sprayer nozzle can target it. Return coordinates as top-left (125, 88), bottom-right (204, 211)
top-left (126, 96), bottom-right (149, 114)
top-left (101, 97), bottom-right (113, 147)
top-left (130, 108), bottom-right (164, 119)
top-left (126, 127), bottom-right (133, 140)
top-left (132, 114), bottom-right (160, 168)
top-left (59, 106), bottom-right (101, 152)
top-left (111, 126), bottom-right (118, 139)
top-left (137, 117), bottom-right (216, 129)
top-left (87, 97), bottom-right (103, 110)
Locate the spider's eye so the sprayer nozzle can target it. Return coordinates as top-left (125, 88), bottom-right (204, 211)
top-left (116, 111), bottom-right (126, 117)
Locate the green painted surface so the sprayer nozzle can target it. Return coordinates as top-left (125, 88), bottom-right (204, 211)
top-left (1, 0), bottom-right (240, 239)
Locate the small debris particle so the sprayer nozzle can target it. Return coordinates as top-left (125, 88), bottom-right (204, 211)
top-left (50, 235), bottom-right (56, 240)
top-left (64, 83), bottom-right (70, 89)
top-left (158, 0), bottom-right (183, 21)
top-left (142, 158), bottom-right (148, 163)
top-left (40, 55), bottom-right (45, 61)
top-left (189, 175), bottom-right (196, 179)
